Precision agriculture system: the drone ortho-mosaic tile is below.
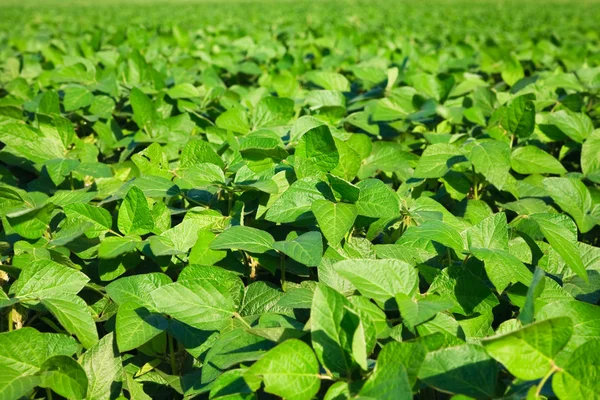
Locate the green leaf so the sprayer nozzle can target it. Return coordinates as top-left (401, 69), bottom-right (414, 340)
top-left (180, 139), bottom-right (225, 168)
top-left (333, 259), bottom-right (418, 306)
top-left (305, 71), bottom-right (350, 91)
top-left (409, 72), bottom-right (453, 101)
top-left (310, 284), bottom-right (358, 376)
top-left (377, 341), bottom-right (426, 387)
top-left (273, 231), bottom-right (323, 267)
top-left (581, 129), bottom-right (600, 181)
top-left (6, 203), bottom-right (54, 239)
top-left (0, 328), bottom-right (78, 400)
top-left (294, 125), bottom-right (339, 178)
top-left (50, 218), bottom-right (92, 247)
top-left (0, 123), bottom-right (66, 163)
top-left (531, 213), bottom-right (587, 281)
top-left (0, 185), bottom-right (29, 216)
top-left (98, 236), bottom-right (140, 259)
top-left (311, 200), bottom-right (357, 245)
top-left (0, 290), bottom-right (17, 309)
top-left (519, 267), bottom-right (546, 325)
top-left (419, 344), bottom-right (498, 398)
top-left (471, 248), bottom-right (533, 294)
top-left (239, 281), bottom-right (285, 317)
top-left (106, 273), bottom-right (172, 306)
top-left (252, 96), bottom-right (295, 129)
top-left (277, 287), bottom-right (314, 309)
top-left (545, 110), bottom-right (594, 143)
top-left (501, 54), bottom-right (524, 87)
top-left (10, 259), bottom-right (89, 301)
top-left (395, 293), bottom-right (454, 329)
top-left (511, 146), bottom-right (566, 175)
top-left (482, 317), bottom-right (573, 380)
top-left (209, 369), bottom-right (253, 399)
top-left (355, 179), bottom-right (400, 218)
top-left (542, 177), bottom-right (596, 234)
top-left (117, 186), bottom-right (154, 235)
top-left (63, 203), bottom-right (112, 238)
top-left (552, 340), bottom-right (600, 400)
top-left (63, 85), bottom-right (94, 111)
top-left (79, 332), bottom-right (123, 400)
top-left (201, 328), bottom-right (273, 384)
top-left (468, 140), bottom-right (511, 190)
top-left (42, 294), bottom-right (99, 349)
top-left (167, 83), bottom-right (201, 99)
top-left (148, 219), bottom-right (203, 255)
top-left (189, 229), bottom-right (227, 266)
top-left (216, 107), bottom-right (250, 134)
top-left (44, 158), bottom-right (80, 186)
top-left (265, 177), bottom-right (332, 223)
top-left (465, 212), bottom-right (509, 251)
top-left (40, 355), bottom-right (88, 399)
top-left (429, 265), bottom-right (499, 316)
top-left (244, 339), bottom-right (320, 400)
top-left (537, 300), bottom-right (600, 355)
top-left (500, 94), bottom-right (535, 137)
top-left (151, 282), bottom-right (236, 330)
top-left (359, 356), bottom-right (411, 400)
top-left (326, 174), bottom-right (360, 203)
top-left (414, 143), bottom-right (466, 179)
top-left (130, 87), bottom-right (157, 132)
top-left (116, 302), bottom-right (168, 352)
top-left (402, 220), bottom-right (465, 255)
top-left (330, 138), bottom-right (361, 181)
top-left (211, 225), bottom-right (275, 254)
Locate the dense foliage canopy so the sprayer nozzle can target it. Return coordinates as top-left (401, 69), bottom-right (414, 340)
top-left (1, 0), bottom-right (600, 399)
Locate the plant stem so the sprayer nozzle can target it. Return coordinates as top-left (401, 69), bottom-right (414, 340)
top-left (7, 307), bottom-right (13, 332)
top-left (462, 254), bottom-right (470, 267)
top-left (472, 165), bottom-right (479, 200)
top-left (227, 190), bottom-right (233, 216)
top-left (233, 312), bottom-right (252, 329)
top-left (280, 253), bottom-right (286, 290)
top-left (240, 250), bottom-right (250, 277)
top-left (168, 334), bottom-right (178, 376)
top-left (46, 388), bottom-right (53, 400)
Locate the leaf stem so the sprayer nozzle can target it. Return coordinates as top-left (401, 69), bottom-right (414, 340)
top-left (41, 317), bottom-right (65, 333)
top-left (472, 165), bottom-right (479, 200)
top-left (168, 333), bottom-right (178, 376)
top-left (85, 284), bottom-right (108, 298)
top-left (174, 255), bottom-right (187, 265)
top-left (233, 312), bottom-right (252, 329)
top-left (108, 229), bottom-right (123, 238)
top-left (317, 374), bottom-right (334, 380)
top-left (46, 388), bottom-right (53, 400)
top-left (536, 365), bottom-right (559, 397)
